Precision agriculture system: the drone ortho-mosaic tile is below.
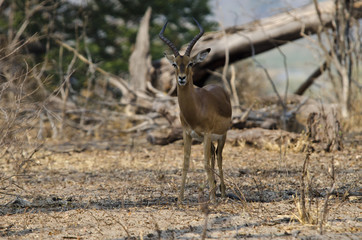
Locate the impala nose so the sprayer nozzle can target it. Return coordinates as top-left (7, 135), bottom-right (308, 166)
top-left (178, 76), bottom-right (187, 85)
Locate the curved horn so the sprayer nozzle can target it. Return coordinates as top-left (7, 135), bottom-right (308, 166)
top-left (159, 21), bottom-right (180, 57)
top-left (184, 18), bottom-right (204, 56)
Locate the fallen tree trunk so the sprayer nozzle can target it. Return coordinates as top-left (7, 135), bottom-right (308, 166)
top-left (153, 0), bottom-right (362, 92)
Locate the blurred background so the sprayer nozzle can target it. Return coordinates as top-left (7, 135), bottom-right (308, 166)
top-left (0, 0), bottom-right (361, 144)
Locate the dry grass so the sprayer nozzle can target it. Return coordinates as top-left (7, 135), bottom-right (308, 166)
top-left (0, 134), bottom-right (360, 239)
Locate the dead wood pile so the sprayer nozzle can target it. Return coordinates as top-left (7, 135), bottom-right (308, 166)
top-left (1, 1), bottom-right (355, 154)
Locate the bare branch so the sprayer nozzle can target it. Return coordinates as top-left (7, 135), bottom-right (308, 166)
top-left (295, 61), bottom-right (328, 95)
top-left (54, 39), bottom-right (135, 99)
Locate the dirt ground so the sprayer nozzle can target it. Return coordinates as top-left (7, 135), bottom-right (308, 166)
top-left (0, 132), bottom-right (361, 239)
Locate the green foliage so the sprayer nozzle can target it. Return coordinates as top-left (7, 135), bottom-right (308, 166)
top-left (0, 0), bottom-right (216, 82)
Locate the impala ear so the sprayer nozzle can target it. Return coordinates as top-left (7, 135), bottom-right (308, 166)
top-left (192, 48), bottom-right (211, 64)
top-left (164, 52), bottom-right (176, 65)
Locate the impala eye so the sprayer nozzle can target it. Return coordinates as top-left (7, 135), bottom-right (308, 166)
top-left (172, 63), bottom-right (177, 68)
top-left (188, 62), bottom-right (194, 68)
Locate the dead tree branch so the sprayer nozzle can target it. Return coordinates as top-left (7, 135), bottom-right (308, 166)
top-left (154, 1), bottom-right (338, 90)
top-left (295, 61), bottom-right (328, 95)
top-left (129, 7), bottom-right (153, 92)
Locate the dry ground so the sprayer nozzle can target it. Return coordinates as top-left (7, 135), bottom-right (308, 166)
top-left (0, 133), bottom-right (361, 239)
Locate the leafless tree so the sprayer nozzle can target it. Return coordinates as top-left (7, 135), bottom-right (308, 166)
top-left (311, 0), bottom-right (361, 118)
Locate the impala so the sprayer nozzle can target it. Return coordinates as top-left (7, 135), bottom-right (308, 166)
top-left (159, 18), bottom-right (232, 203)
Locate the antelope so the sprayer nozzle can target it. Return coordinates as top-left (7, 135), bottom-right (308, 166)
top-left (159, 19), bottom-right (232, 203)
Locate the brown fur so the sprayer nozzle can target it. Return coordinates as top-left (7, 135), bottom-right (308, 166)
top-left (165, 50), bottom-right (232, 203)
top-left (161, 20), bottom-right (232, 203)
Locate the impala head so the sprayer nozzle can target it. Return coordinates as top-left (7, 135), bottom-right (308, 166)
top-left (159, 18), bottom-right (210, 86)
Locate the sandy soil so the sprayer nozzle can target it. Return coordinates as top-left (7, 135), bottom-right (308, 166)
top-left (0, 134), bottom-right (361, 239)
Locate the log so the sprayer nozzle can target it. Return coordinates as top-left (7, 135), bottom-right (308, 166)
top-left (129, 7), bottom-right (153, 92)
top-left (153, 0), bottom-right (362, 92)
top-left (147, 95), bottom-right (347, 146)
top-left (147, 127), bottom-right (183, 145)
